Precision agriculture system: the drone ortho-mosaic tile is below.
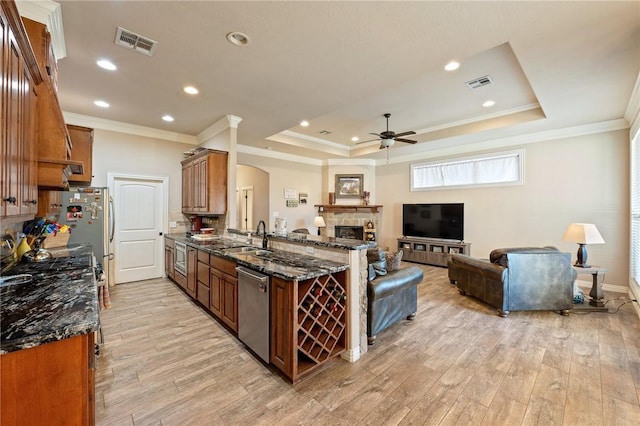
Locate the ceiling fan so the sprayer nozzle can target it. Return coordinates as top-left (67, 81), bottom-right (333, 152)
top-left (356, 113), bottom-right (418, 150)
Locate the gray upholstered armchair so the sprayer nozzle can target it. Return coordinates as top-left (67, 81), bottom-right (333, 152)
top-left (448, 247), bottom-right (576, 317)
top-left (367, 248), bottom-right (423, 345)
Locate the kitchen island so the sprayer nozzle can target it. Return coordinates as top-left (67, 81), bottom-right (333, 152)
top-left (0, 244), bottom-right (98, 425)
top-left (165, 233), bottom-right (362, 383)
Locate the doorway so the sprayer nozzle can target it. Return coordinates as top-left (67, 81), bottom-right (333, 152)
top-left (107, 173), bottom-right (168, 284)
top-left (238, 186), bottom-right (254, 231)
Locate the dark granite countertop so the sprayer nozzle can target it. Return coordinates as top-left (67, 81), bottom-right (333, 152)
top-left (166, 234), bottom-right (350, 280)
top-left (0, 244), bottom-right (99, 354)
top-left (226, 228), bottom-right (375, 250)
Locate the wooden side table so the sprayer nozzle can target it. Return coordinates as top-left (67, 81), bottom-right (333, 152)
top-left (572, 266), bottom-right (608, 311)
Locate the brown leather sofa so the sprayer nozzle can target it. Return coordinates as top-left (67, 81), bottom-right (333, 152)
top-left (448, 247), bottom-right (576, 317)
top-left (367, 248), bottom-right (424, 345)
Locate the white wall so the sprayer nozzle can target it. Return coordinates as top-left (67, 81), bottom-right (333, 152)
top-left (375, 129), bottom-right (630, 286)
top-left (238, 153), bottom-right (323, 233)
top-left (90, 129), bottom-right (192, 228)
top-left (236, 165), bottom-right (269, 231)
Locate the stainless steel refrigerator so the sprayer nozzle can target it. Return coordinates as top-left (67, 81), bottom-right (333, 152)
top-left (59, 187), bottom-right (115, 285)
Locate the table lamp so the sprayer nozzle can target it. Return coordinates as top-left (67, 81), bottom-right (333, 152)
top-left (313, 216), bottom-right (326, 236)
top-left (561, 223), bottom-right (605, 268)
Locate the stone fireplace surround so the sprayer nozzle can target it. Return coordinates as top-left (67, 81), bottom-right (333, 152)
top-left (315, 205), bottom-right (381, 241)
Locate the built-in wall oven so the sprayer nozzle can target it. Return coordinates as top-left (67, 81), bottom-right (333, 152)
top-left (174, 241), bottom-right (187, 276)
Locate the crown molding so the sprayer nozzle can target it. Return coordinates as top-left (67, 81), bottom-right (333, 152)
top-left (16, 0), bottom-right (66, 59)
top-left (327, 158), bottom-right (376, 166)
top-left (383, 119), bottom-right (629, 166)
top-left (63, 112), bottom-right (198, 144)
top-left (237, 145), bottom-right (323, 166)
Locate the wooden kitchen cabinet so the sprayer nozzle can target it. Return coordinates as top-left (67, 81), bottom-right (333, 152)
top-left (271, 271), bottom-right (348, 383)
top-left (37, 189), bottom-right (61, 217)
top-left (164, 238), bottom-right (175, 280)
top-left (67, 124), bottom-right (94, 184)
top-left (186, 246), bottom-right (197, 298)
top-left (1, 2), bottom-right (40, 220)
top-left (210, 255), bottom-right (238, 332)
top-left (22, 17), bottom-right (81, 190)
top-left (181, 149), bottom-right (228, 215)
top-left (0, 333), bottom-right (95, 425)
top-left (196, 249), bottom-right (210, 307)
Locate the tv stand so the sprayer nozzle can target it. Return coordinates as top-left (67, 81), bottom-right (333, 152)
top-left (397, 237), bottom-right (471, 267)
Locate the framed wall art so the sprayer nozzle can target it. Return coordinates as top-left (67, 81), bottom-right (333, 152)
top-left (335, 174), bottom-right (363, 199)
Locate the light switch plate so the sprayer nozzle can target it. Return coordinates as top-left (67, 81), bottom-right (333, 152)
top-left (169, 221), bottom-right (177, 228)
top-left (305, 246), bottom-right (314, 254)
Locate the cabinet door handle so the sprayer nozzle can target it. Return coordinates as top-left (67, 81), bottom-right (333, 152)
top-left (3, 196), bottom-right (17, 204)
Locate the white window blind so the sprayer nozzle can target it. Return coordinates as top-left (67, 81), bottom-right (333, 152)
top-left (631, 133), bottom-right (640, 285)
top-left (411, 150), bottom-right (523, 190)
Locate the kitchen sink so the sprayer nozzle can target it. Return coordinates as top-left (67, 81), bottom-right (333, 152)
top-left (223, 247), bottom-right (273, 256)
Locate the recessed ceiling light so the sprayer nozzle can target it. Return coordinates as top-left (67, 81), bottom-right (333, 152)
top-left (96, 59), bottom-right (117, 71)
top-left (94, 100), bottom-right (110, 108)
top-left (183, 86), bottom-right (199, 95)
top-left (482, 100), bottom-right (496, 107)
top-left (444, 61), bottom-right (460, 71)
top-left (300, 120), bottom-right (309, 127)
top-left (226, 31), bottom-right (250, 46)
top-left (162, 115), bottom-right (174, 122)
top-left (351, 136), bottom-right (359, 142)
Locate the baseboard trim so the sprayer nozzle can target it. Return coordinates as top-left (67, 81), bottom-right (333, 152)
top-left (576, 279), bottom-right (627, 294)
top-left (341, 347), bottom-right (360, 363)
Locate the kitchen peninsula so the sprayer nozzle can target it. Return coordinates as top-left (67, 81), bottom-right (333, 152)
top-left (165, 232), bottom-right (373, 383)
top-left (0, 244), bottom-right (99, 425)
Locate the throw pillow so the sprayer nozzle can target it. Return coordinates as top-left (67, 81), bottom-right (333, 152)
top-left (367, 247), bottom-right (387, 278)
top-left (384, 250), bottom-right (403, 271)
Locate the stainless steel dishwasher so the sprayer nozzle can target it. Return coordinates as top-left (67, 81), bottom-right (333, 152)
top-left (236, 266), bottom-right (270, 362)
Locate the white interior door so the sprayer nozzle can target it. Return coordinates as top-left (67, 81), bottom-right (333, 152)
top-left (239, 186), bottom-right (254, 231)
top-left (110, 175), bottom-right (167, 284)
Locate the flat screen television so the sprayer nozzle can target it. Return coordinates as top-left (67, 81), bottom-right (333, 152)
top-left (402, 203), bottom-right (464, 241)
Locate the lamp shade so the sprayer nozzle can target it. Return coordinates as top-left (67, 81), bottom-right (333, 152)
top-left (561, 223), bottom-right (605, 244)
top-left (313, 216), bottom-right (326, 227)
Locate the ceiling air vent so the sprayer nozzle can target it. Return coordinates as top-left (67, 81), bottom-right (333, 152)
top-left (115, 27), bottom-right (158, 56)
top-left (465, 75), bottom-right (493, 89)
top-left (319, 130), bottom-right (332, 135)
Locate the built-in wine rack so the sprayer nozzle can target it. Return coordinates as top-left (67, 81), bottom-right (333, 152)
top-left (297, 274), bottom-right (347, 364)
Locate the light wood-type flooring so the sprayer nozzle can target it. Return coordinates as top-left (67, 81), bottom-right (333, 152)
top-left (96, 265), bottom-right (640, 425)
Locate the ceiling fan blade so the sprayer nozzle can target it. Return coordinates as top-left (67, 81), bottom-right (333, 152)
top-left (395, 138), bottom-right (417, 144)
top-left (394, 131), bottom-right (416, 138)
top-left (369, 132), bottom-right (382, 137)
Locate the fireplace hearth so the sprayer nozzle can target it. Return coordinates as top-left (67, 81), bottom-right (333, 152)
top-left (335, 226), bottom-right (364, 240)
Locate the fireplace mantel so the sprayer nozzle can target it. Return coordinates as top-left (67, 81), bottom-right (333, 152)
top-left (315, 205), bottom-right (382, 213)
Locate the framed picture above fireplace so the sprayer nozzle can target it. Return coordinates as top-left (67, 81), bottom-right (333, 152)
top-left (335, 174), bottom-right (363, 199)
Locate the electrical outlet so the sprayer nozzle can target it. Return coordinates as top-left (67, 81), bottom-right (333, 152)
top-left (169, 221), bottom-right (177, 228)
top-left (305, 246), bottom-right (314, 254)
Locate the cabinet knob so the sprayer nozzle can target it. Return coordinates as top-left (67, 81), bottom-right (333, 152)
top-left (30, 200), bottom-right (37, 205)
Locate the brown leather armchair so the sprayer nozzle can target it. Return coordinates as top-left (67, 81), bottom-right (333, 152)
top-left (448, 247), bottom-right (576, 317)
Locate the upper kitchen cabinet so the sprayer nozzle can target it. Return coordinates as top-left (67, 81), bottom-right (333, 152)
top-left (1, 1), bottom-right (41, 221)
top-left (181, 149), bottom-right (228, 215)
top-left (67, 125), bottom-right (93, 184)
top-left (22, 17), bottom-right (82, 189)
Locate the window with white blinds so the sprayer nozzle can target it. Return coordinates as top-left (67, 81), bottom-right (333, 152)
top-left (631, 133), bottom-right (640, 285)
top-left (411, 150), bottom-right (523, 191)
